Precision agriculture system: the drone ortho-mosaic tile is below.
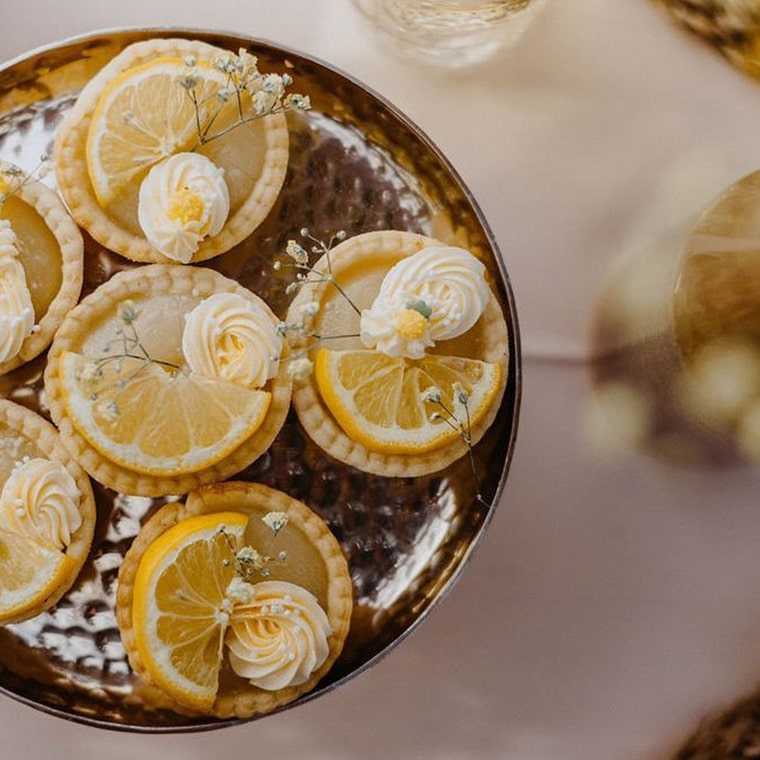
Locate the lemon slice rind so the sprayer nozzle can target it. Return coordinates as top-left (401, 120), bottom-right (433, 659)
top-left (58, 352), bottom-right (271, 477)
top-left (131, 511), bottom-right (248, 711)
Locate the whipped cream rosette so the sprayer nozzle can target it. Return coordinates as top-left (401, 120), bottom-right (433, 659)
top-left (0, 163), bottom-right (84, 375)
top-left (0, 221), bottom-right (34, 365)
top-left (359, 245), bottom-right (492, 359)
top-left (44, 265), bottom-right (291, 497)
top-left (286, 230), bottom-right (510, 477)
top-left (0, 400), bottom-right (95, 626)
top-left (116, 481), bottom-right (352, 718)
top-left (137, 153), bottom-right (230, 263)
top-left (54, 38), bottom-right (295, 264)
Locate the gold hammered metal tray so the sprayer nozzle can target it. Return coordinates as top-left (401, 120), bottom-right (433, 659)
top-left (0, 27), bottom-right (521, 732)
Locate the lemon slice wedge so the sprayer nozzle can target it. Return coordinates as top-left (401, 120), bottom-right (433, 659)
top-left (0, 531), bottom-right (75, 624)
top-left (58, 352), bottom-right (271, 476)
top-left (131, 511), bottom-right (248, 711)
top-left (86, 57), bottom-right (229, 206)
top-left (313, 348), bottom-right (502, 454)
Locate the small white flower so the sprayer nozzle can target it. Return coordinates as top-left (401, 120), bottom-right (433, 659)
top-left (76, 361), bottom-right (102, 384)
top-left (284, 93), bottom-right (311, 110)
top-left (285, 239), bottom-right (309, 266)
top-left (298, 301), bottom-right (320, 317)
top-left (212, 53), bottom-right (234, 73)
top-left (252, 90), bottom-right (276, 115)
top-left (177, 74), bottom-right (198, 91)
top-left (421, 386), bottom-right (442, 404)
top-left (262, 73), bottom-right (284, 95)
top-left (117, 299), bottom-right (137, 324)
top-left (262, 511), bottom-right (289, 533)
top-left (95, 399), bottom-right (119, 423)
top-left (287, 357), bottom-right (313, 381)
top-left (453, 381), bottom-right (470, 405)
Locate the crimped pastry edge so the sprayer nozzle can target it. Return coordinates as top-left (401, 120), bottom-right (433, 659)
top-left (44, 264), bottom-right (292, 497)
top-left (115, 481), bottom-right (353, 718)
top-left (54, 37), bottom-right (289, 265)
top-left (286, 230), bottom-right (510, 477)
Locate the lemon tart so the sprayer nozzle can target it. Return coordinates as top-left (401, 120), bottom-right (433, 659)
top-left (44, 264), bottom-right (291, 496)
top-left (286, 230), bottom-right (509, 477)
top-left (54, 38), bottom-right (290, 264)
top-left (116, 481), bottom-right (352, 718)
top-left (0, 400), bottom-right (95, 625)
top-left (0, 162), bottom-right (83, 374)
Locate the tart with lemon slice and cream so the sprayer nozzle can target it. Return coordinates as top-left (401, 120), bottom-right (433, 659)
top-left (44, 264), bottom-right (291, 497)
top-left (54, 38), bottom-right (292, 264)
top-left (286, 230), bottom-right (509, 477)
top-left (115, 481), bottom-right (352, 717)
top-left (0, 162), bottom-right (84, 375)
top-left (0, 400), bottom-right (95, 625)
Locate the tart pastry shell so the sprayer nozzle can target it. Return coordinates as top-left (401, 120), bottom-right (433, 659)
top-left (44, 264), bottom-right (292, 496)
top-left (116, 480), bottom-right (353, 718)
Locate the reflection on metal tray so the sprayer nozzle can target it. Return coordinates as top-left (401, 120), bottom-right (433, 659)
top-left (0, 27), bottom-right (521, 732)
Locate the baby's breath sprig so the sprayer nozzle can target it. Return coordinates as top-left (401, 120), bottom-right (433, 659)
top-left (179, 48), bottom-right (311, 149)
top-left (275, 228), bottom-right (359, 316)
top-left (0, 155), bottom-right (52, 207)
top-left (74, 300), bottom-right (181, 418)
top-left (274, 229), bottom-right (363, 376)
top-left (423, 383), bottom-right (487, 506)
top-left (220, 511), bottom-right (290, 584)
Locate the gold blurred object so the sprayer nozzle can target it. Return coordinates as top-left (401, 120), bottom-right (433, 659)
top-left (590, 169), bottom-right (760, 465)
top-left (654, 0), bottom-right (760, 76)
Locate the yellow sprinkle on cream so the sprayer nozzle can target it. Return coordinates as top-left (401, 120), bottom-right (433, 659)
top-left (394, 308), bottom-right (428, 339)
top-left (167, 187), bottom-right (205, 226)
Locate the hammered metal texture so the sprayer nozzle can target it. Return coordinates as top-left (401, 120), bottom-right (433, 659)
top-left (0, 29), bottom-right (520, 731)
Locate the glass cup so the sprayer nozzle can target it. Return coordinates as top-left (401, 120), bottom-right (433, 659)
top-left (350, 0), bottom-right (547, 68)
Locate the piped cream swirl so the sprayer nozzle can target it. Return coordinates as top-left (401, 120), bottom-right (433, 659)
top-left (360, 245), bottom-right (490, 359)
top-left (138, 152), bottom-right (230, 263)
top-left (182, 292), bottom-right (282, 388)
top-left (0, 220), bottom-right (34, 364)
top-left (0, 458), bottom-right (81, 551)
top-left (226, 580), bottom-right (331, 691)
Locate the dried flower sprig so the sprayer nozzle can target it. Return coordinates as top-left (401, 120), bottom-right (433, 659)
top-left (275, 228), bottom-right (359, 315)
top-left (75, 300), bottom-right (181, 418)
top-left (0, 155), bottom-right (52, 206)
top-left (179, 48), bottom-right (311, 149)
top-left (274, 229), bottom-right (363, 375)
top-left (221, 511), bottom-right (290, 583)
top-left (424, 383), bottom-right (487, 506)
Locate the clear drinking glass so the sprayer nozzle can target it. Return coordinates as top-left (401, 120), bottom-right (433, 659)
top-left (350, 0), bottom-right (546, 68)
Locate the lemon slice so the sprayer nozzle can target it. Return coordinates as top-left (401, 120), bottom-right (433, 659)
top-left (0, 531), bottom-right (75, 623)
top-left (131, 511), bottom-right (248, 711)
top-left (314, 349), bottom-right (502, 454)
top-left (58, 352), bottom-right (271, 477)
top-left (86, 57), bottom-right (229, 206)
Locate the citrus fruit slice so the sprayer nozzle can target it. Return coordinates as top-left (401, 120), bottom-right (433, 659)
top-left (58, 352), bottom-right (271, 476)
top-left (0, 531), bottom-right (76, 623)
top-left (131, 511), bottom-right (248, 711)
top-left (313, 348), bottom-right (502, 454)
top-left (86, 57), bottom-right (229, 206)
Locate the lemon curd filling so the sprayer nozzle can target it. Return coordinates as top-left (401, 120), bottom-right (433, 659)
top-left (394, 308), bottom-right (428, 340)
top-left (167, 186), bottom-right (207, 226)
